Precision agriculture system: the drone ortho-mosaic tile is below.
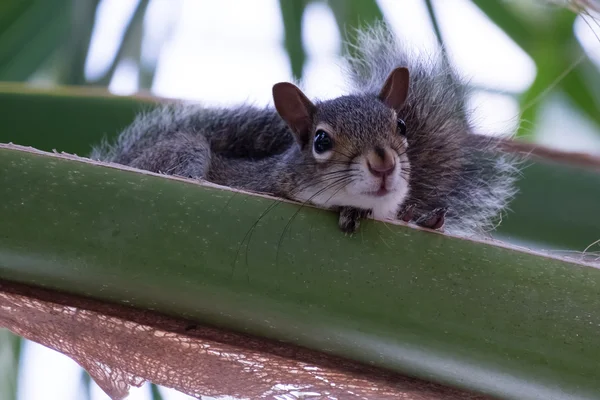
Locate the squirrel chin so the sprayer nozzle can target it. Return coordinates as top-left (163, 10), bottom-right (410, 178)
top-left (363, 187), bottom-right (391, 197)
top-left (294, 180), bottom-right (410, 222)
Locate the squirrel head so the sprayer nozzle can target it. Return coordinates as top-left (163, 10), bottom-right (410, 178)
top-left (272, 67), bottom-right (411, 217)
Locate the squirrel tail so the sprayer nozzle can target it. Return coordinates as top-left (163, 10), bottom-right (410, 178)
top-left (344, 22), bottom-right (521, 236)
top-left (448, 136), bottom-right (523, 236)
top-left (343, 22), bottom-right (408, 94)
top-left (342, 23), bottom-right (450, 95)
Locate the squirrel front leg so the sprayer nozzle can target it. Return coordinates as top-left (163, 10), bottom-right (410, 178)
top-left (398, 203), bottom-right (447, 230)
top-left (338, 207), bottom-right (372, 234)
top-left (415, 207), bottom-right (447, 230)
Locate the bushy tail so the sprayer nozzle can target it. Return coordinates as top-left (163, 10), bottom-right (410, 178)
top-left (343, 23), bottom-right (457, 93)
top-left (446, 136), bottom-right (523, 236)
top-left (343, 22), bottom-right (521, 236)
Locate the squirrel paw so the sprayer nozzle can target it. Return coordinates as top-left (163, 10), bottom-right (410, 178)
top-left (415, 207), bottom-right (447, 230)
top-left (338, 207), bottom-right (371, 234)
top-left (398, 203), bottom-right (416, 222)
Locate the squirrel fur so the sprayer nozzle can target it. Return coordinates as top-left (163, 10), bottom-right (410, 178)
top-left (91, 23), bottom-right (519, 236)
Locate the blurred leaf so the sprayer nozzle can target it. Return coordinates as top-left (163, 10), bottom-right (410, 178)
top-left (516, 42), bottom-right (561, 138)
top-left (58, 0), bottom-right (101, 86)
top-left (80, 368), bottom-right (92, 400)
top-left (424, 0), bottom-right (444, 48)
top-left (138, 1), bottom-right (178, 91)
top-left (495, 157), bottom-right (600, 251)
top-left (0, 1), bottom-right (32, 36)
top-left (278, 0), bottom-right (308, 81)
top-left (123, 1), bottom-right (146, 90)
top-left (278, 0), bottom-right (384, 77)
top-left (561, 57), bottom-right (600, 128)
top-left (92, 0), bottom-right (151, 87)
top-left (327, 0), bottom-right (384, 57)
top-left (138, 40), bottom-right (159, 92)
top-left (473, 1), bottom-right (600, 136)
top-left (470, 0), bottom-right (532, 52)
top-left (150, 384), bottom-right (164, 400)
top-left (0, 0), bottom-right (157, 89)
top-left (0, 329), bottom-right (22, 400)
top-left (327, 0), bottom-right (384, 30)
top-left (521, 10), bottom-right (600, 136)
top-left (0, 82), bottom-right (155, 155)
top-left (0, 0), bottom-right (71, 81)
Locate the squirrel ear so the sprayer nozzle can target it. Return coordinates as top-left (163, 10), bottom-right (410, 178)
top-left (272, 82), bottom-right (316, 148)
top-left (378, 67), bottom-right (409, 111)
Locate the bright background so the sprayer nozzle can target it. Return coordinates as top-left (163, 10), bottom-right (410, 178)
top-left (2, 1), bottom-right (600, 399)
top-left (26, 0), bottom-right (600, 155)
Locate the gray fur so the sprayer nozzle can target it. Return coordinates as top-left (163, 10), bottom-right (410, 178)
top-left (91, 23), bottom-right (520, 236)
top-left (92, 96), bottom-right (404, 197)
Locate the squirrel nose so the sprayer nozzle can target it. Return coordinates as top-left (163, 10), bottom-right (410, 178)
top-left (367, 147), bottom-right (396, 178)
top-left (368, 161), bottom-right (395, 177)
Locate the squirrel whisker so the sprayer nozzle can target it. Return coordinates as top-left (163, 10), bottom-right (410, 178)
top-left (275, 176), bottom-right (354, 265)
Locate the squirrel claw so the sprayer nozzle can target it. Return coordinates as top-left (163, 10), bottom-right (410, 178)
top-left (399, 203), bottom-right (415, 222)
top-left (339, 215), bottom-right (360, 234)
top-left (340, 222), bottom-right (359, 235)
top-left (338, 207), bottom-right (370, 234)
top-left (415, 207), bottom-right (447, 230)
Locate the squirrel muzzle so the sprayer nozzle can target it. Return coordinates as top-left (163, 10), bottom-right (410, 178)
top-left (366, 146), bottom-right (396, 178)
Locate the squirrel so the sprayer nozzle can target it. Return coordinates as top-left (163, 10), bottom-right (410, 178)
top-left (91, 23), bottom-right (519, 236)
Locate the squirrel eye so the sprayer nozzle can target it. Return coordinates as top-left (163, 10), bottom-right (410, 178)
top-left (314, 130), bottom-right (333, 154)
top-left (397, 118), bottom-right (407, 136)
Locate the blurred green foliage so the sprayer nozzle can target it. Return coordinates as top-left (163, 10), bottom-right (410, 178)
top-left (1, 0), bottom-right (599, 139)
top-left (472, 1), bottom-right (600, 136)
top-left (0, 0), bottom-right (153, 89)
top-left (0, 329), bottom-right (21, 400)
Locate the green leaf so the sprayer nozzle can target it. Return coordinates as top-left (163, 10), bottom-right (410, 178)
top-left (561, 58), bottom-right (600, 128)
top-left (150, 384), bottom-right (164, 400)
top-left (495, 157), bottom-right (600, 251)
top-left (58, 0), bottom-right (101, 86)
top-left (92, 0), bottom-right (151, 87)
top-left (472, 1), bottom-right (600, 134)
top-left (470, 0), bottom-right (533, 53)
top-left (424, 0), bottom-right (444, 47)
top-left (327, 0), bottom-right (384, 57)
top-left (0, 1), bottom-right (34, 37)
top-left (0, 330), bottom-right (22, 400)
top-left (0, 83), bottom-right (155, 155)
top-left (1, 141), bottom-right (600, 399)
top-left (0, 0), bottom-right (155, 88)
top-left (80, 368), bottom-right (92, 400)
top-left (515, 44), bottom-right (560, 139)
top-left (0, 0), bottom-right (71, 81)
top-left (277, 0), bottom-right (308, 81)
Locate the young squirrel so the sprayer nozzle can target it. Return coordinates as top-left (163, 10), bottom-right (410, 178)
top-left (91, 24), bottom-right (518, 236)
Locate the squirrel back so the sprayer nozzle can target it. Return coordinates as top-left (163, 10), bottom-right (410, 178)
top-left (91, 104), bottom-right (293, 164)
